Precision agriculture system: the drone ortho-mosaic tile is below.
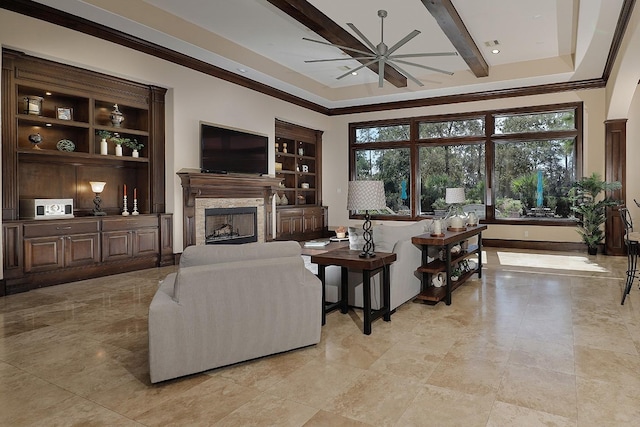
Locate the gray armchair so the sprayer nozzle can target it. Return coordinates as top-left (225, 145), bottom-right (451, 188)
top-left (149, 241), bottom-right (322, 383)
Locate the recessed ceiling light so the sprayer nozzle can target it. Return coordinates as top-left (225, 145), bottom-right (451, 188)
top-left (491, 49), bottom-right (500, 54)
top-left (45, 92), bottom-right (52, 96)
top-left (351, 71), bottom-right (358, 76)
top-left (236, 68), bottom-right (247, 73)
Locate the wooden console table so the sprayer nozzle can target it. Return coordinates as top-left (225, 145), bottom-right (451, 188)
top-left (412, 225), bottom-right (487, 305)
top-left (311, 248), bottom-right (396, 335)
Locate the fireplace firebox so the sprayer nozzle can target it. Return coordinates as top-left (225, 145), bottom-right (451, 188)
top-left (204, 207), bottom-right (257, 244)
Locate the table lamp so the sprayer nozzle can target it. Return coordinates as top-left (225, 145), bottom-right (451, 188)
top-left (347, 180), bottom-right (386, 258)
top-left (445, 187), bottom-right (467, 230)
top-left (90, 181), bottom-right (107, 216)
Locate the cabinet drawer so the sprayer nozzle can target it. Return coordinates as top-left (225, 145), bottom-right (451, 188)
top-left (24, 219), bottom-right (100, 238)
top-left (102, 216), bottom-right (158, 231)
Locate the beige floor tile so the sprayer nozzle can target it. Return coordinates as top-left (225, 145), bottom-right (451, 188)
top-left (509, 336), bottom-right (575, 375)
top-left (303, 409), bottom-right (374, 426)
top-left (426, 357), bottom-right (506, 396)
top-left (265, 360), bottom-right (365, 408)
top-left (497, 364), bottom-right (577, 419)
top-left (397, 384), bottom-right (495, 427)
top-left (487, 401), bottom-right (577, 427)
top-left (134, 375), bottom-right (261, 425)
top-left (215, 392), bottom-right (318, 427)
top-left (323, 370), bottom-right (423, 426)
top-left (574, 345), bottom-right (640, 388)
top-left (576, 376), bottom-right (640, 427)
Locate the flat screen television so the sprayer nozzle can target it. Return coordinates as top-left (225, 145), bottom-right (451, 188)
top-left (200, 123), bottom-right (269, 175)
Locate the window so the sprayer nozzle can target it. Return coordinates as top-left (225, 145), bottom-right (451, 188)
top-left (349, 103), bottom-right (581, 222)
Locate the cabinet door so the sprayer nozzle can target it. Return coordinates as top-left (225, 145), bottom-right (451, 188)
top-left (133, 228), bottom-right (159, 256)
top-left (24, 236), bottom-right (64, 273)
top-left (102, 231), bottom-right (134, 262)
top-left (65, 233), bottom-right (100, 267)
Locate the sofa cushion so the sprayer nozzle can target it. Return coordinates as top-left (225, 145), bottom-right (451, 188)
top-left (180, 241), bottom-right (301, 267)
top-left (373, 220), bottom-right (431, 252)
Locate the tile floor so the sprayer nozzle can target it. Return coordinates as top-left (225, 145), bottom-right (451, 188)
top-left (1, 247), bottom-right (640, 426)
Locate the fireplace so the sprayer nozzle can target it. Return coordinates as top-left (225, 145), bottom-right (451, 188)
top-left (204, 207), bottom-right (257, 244)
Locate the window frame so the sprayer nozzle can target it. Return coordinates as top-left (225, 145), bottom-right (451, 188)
top-left (349, 102), bottom-right (582, 225)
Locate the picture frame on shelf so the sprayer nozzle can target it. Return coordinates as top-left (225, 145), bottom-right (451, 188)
top-left (56, 107), bottom-right (73, 120)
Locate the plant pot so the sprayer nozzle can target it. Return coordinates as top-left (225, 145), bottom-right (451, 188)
top-left (132, 149), bottom-right (139, 158)
top-left (587, 246), bottom-right (598, 255)
top-left (100, 138), bottom-right (108, 155)
top-left (115, 145), bottom-right (123, 156)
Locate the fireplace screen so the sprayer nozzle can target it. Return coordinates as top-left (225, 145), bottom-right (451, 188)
top-left (204, 207), bottom-right (257, 244)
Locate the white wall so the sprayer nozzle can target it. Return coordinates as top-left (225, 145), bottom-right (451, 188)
top-left (626, 86), bottom-right (640, 222)
top-left (1, 7), bottom-right (639, 267)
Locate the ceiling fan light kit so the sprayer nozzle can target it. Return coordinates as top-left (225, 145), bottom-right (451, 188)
top-left (304, 9), bottom-right (457, 88)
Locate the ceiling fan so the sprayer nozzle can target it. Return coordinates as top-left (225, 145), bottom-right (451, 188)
top-left (303, 9), bottom-right (458, 88)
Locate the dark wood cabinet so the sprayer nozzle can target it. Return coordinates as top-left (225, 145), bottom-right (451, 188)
top-left (1, 49), bottom-right (173, 295)
top-left (276, 206), bottom-right (327, 240)
top-left (273, 120), bottom-right (327, 241)
top-left (2, 214), bottom-right (170, 295)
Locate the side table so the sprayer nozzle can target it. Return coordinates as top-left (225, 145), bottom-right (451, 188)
top-left (412, 225), bottom-right (487, 305)
top-left (311, 248), bottom-right (397, 335)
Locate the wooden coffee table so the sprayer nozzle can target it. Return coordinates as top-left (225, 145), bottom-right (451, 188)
top-left (310, 248), bottom-right (397, 335)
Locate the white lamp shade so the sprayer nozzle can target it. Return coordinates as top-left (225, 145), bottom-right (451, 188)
top-left (90, 181), bottom-right (106, 193)
top-left (445, 187), bottom-right (465, 204)
top-left (347, 180), bottom-right (387, 211)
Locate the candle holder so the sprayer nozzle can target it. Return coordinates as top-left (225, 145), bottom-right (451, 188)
top-left (132, 198), bottom-right (139, 215)
top-left (122, 195), bottom-right (129, 216)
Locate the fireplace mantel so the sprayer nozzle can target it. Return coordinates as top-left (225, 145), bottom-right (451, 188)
top-left (177, 169), bottom-right (282, 248)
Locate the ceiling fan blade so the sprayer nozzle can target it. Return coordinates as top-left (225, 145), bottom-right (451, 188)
top-left (387, 61), bottom-right (424, 87)
top-left (390, 52), bottom-right (458, 59)
top-left (336, 59), bottom-right (379, 80)
top-left (378, 59), bottom-right (384, 87)
top-left (392, 59), bottom-right (454, 76)
top-left (346, 23), bottom-right (378, 53)
top-left (386, 30), bottom-right (421, 56)
top-left (305, 56), bottom-right (376, 63)
top-left (302, 37), bottom-right (373, 56)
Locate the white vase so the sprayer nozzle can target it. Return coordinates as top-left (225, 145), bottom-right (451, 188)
top-left (115, 145), bottom-right (123, 156)
top-left (100, 138), bottom-right (108, 155)
top-left (132, 149), bottom-right (139, 158)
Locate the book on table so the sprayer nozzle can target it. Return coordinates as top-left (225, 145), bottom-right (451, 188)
top-left (304, 240), bottom-right (330, 248)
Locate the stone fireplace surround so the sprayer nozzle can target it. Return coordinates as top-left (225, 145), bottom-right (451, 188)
top-left (178, 169), bottom-right (282, 249)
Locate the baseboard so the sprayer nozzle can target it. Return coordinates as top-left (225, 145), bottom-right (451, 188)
top-left (483, 239), bottom-right (591, 253)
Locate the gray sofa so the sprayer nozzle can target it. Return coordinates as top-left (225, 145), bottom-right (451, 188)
top-left (148, 241), bottom-right (322, 383)
top-left (318, 220), bottom-right (434, 310)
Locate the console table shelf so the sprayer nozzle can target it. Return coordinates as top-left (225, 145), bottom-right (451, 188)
top-left (412, 225), bottom-right (487, 305)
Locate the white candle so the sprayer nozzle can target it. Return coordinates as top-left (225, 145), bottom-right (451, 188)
top-left (433, 220), bottom-right (441, 234)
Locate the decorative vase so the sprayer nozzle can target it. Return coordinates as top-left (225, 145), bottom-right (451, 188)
top-left (28, 133), bottom-right (43, 150)
top-left (110, 104), bottom-right (124, 127)
top-left (115, 144), bottom-right (123, 156)
top-left (100, 138), bottom-right (108, 155)
top-left (280, 194), bottom-right (288, 205)
top-left (132, 149), bottom-right (139, 158)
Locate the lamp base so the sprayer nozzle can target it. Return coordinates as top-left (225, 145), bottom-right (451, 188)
top-left (359, 251), bottom-right (376, 258)
top-left (447, 226), bottom-right (467, 232)
top-left (92, 211), bottom-right (107, 216)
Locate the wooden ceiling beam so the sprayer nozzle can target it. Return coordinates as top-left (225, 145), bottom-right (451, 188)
top-left (421, 0), bottom-right (489, 77)
top-left (265, 0), bottom-right (408, 87)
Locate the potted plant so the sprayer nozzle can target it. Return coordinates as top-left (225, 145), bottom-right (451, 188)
top-left (569, 172), bottom-right (622, 255)
top-left (110, 134), bottom-right (131, 157)
top-left (125, 138), bottom-right (144, 157)
top-left (431, 198), bottom-right (448, 218)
